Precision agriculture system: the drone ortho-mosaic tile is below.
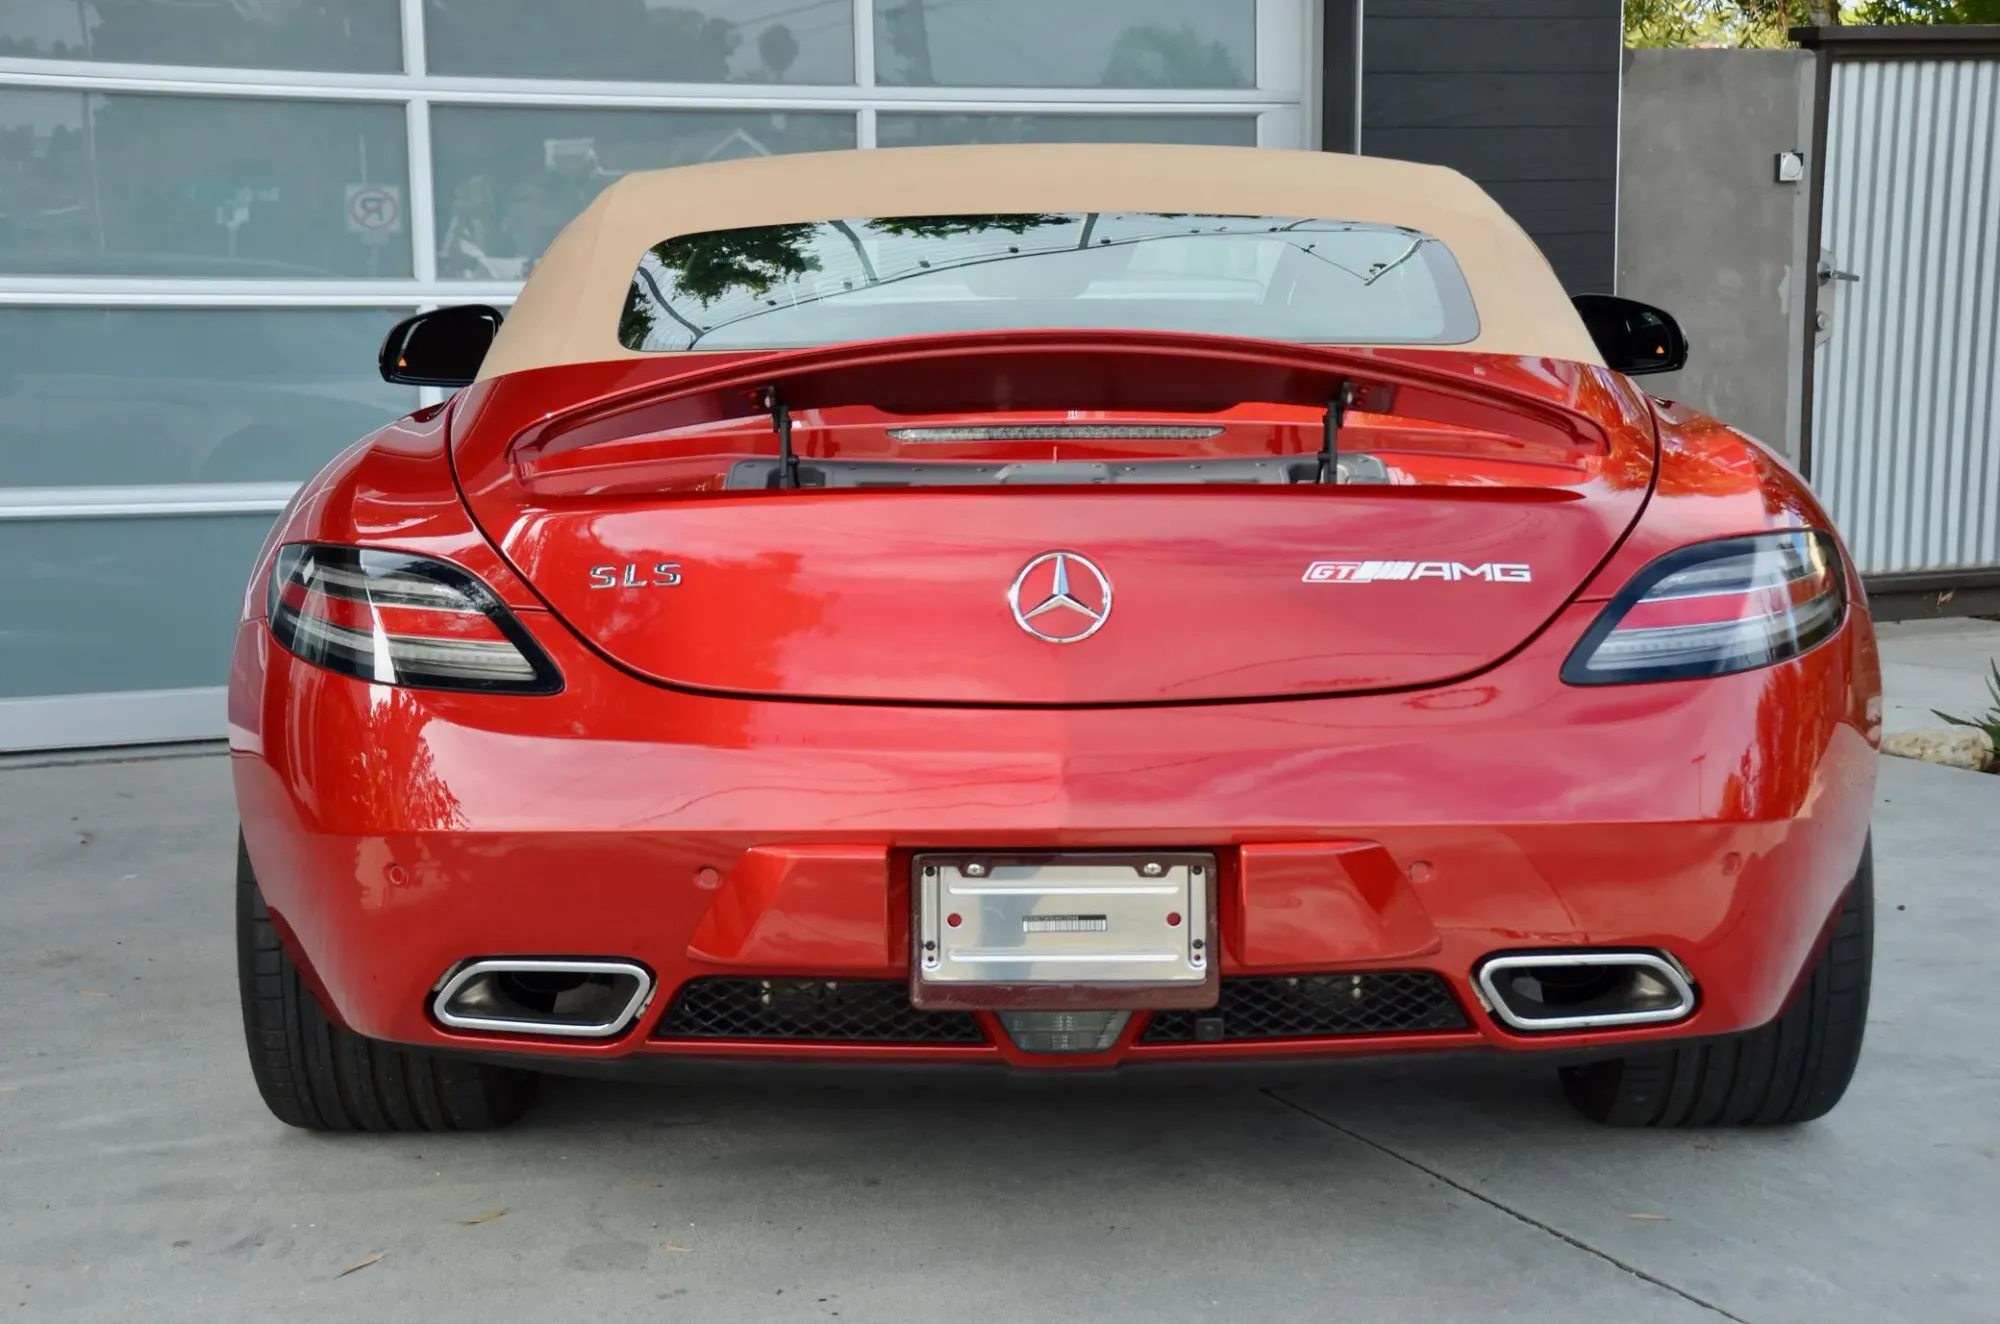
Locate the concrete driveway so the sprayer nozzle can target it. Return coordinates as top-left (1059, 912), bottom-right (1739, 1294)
top-left (1, 752), bottom-right (1994, 1324)
top-left (1876, 617), bottom-right (2000, 735)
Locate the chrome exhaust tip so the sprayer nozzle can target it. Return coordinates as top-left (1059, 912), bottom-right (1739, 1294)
top-left (1474, 952), bottom-right (1696, 1032)
top-left (432, 958), bottom-right (653, 1038)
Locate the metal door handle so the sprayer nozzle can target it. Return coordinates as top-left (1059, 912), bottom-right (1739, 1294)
top-left (1818, 261), bottom-right (1860, 284)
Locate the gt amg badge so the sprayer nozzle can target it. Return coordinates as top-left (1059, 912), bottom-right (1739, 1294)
top-left (1303, 560), bottom-right (1533, 584)
top-left (1008, 551), bottom-right (1112, 643)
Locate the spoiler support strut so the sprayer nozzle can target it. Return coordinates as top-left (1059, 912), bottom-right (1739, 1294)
top-left (1319, 380), bottom-right (1356, 484)
top-left (761, 385), bottom-right (798, 489)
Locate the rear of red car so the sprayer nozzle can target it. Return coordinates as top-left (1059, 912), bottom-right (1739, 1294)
top-left (229, 178), bottom-right (1878, 1132)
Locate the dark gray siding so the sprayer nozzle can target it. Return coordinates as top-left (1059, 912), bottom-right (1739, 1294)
top-left (1358, 0), bottom-right (1622, 292)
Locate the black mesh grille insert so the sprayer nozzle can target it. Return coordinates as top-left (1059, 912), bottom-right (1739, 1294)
top-left (655, 978), bottom-right (985, 1045)
top-left (1141, 973), bottom-right (1466, 1043)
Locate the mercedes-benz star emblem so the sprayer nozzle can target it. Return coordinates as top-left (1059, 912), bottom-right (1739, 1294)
top-left (1008, 551), bottom-right (1113, 643)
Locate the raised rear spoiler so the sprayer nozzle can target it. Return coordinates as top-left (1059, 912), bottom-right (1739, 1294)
top-left (505, 329), bottom-right (1612, 483)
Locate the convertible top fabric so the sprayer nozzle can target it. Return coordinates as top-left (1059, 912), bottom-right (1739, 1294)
top-left (477, 142), bottom-right (1603, 380)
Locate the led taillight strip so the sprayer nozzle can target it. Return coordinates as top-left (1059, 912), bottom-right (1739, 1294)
top-left (268, 544), bottom-right (561, 695)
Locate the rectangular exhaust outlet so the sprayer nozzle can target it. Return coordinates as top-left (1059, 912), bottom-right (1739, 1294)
top-left (432, 958), bottom-right (652, 1038)
top-left (1475, 952), bottom-right (1696, 1032)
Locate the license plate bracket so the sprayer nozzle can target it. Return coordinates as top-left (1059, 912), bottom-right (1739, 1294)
top-left (910, 851), bottom-right (1219, 1010)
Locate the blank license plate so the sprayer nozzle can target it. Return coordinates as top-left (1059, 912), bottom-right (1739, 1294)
top-left (911, 852), bottom-right (1217, 1010)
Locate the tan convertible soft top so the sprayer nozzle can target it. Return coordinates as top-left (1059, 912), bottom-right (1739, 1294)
top-left (478, 142), bottom-right (1601, 380)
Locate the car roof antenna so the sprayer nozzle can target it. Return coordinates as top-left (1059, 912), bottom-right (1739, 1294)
top-left (761, 385), bottom-right (798, 489)
top-left (1319, 380), bottom-right (1357, 484)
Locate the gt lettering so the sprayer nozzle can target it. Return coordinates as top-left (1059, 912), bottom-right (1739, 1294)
top-left (588, 562), bottom-right (682, 589)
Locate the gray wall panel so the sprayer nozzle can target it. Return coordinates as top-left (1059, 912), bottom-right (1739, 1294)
top-left (1366, 73), bottom-right (1617, 127)
top-left (1618, 49), bottom-right (1816, 458)
top-left (1482, 180), bottom-right (1618, 235)
top-left (1361, 1), bottom-right (1621, 292)
top-left (1361, 125), bottom-right (1620, 178)
top-left (1367, 1), bottom-right (1614, 16)
top-left (1363, 18), bottom-right (1617, 73)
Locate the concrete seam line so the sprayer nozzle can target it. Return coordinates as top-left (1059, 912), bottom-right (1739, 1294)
top-left (1259, 1087), bottom-right (1757, 1324)
top-left (0, 741), bottom-right (229, 772)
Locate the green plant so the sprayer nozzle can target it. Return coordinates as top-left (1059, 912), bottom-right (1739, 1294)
top-left (1933, 659), bottom-right (2000, 750)
top-left (1625, 1), bottom-right (2000, 48)
top-left (1852, 0), bottom-right (2000, 20)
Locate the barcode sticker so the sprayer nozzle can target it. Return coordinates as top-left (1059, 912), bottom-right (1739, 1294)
top-left (1022, 915), bottom-right (1110, 934)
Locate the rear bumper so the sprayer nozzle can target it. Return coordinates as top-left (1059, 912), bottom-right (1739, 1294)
top-left (228, 600), bottom-right (1880, 1072)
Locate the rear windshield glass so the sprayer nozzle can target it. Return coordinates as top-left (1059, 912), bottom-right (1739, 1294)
top-left (618, 212), bottom-right (1480, 352)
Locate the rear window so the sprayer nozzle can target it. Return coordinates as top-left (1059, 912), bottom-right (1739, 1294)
top-left (618, 212), bottom-right (1480, 352)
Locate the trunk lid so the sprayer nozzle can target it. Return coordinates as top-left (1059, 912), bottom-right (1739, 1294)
top-left (455, 334), bottom-right (1654, 706)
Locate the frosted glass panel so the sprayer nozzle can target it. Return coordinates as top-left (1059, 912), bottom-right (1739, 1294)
top-left (0, 308), bottom-right (417, 488)
top-left (874, 0), bottom-right (1254, 89)
top-left (0, 0), bottom-right (401, 72)
top-left (425, 0), bottom-right (854, 83)
top-left (877, 114), bottom-right (1258, 148)
top-left (0, 91), bottom-right (412, 278)
top-left (432, 106), bottom-right (855, 279)
top-left (0, 514), bottom-right (276, 699)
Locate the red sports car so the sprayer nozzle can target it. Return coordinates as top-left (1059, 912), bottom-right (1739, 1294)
top-left (230, 144), bottom-right (1879, 1132)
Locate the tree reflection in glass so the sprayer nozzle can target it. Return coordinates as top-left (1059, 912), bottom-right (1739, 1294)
top-left (619, 213), bottom-right (1480, 352)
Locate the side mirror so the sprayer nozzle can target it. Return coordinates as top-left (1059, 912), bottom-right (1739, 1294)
top-left (1571, 294), bottom-right (1689, 376)
top-left (379, 305), bottom-right (504, 387)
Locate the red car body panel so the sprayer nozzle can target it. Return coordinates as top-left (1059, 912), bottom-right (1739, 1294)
top-left (456, 336), bottom-right (1652, 705)
top-left (229, 335), bottom-right (1881, 1072)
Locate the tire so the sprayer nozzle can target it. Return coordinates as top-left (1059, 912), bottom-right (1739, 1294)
top-left (236, 834), bottom-right (536, 1132)
top-left (1559, 837), bottom-right (1873, 1127)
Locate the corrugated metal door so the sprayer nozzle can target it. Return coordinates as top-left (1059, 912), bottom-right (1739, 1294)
top-left (1811, 56), bottom-right (2000, 575)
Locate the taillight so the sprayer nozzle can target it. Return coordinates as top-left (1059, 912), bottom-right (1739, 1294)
top-left (267, 544), bottom-right (561, 694)
top-left (1562, 530), bottom-right (1845, 685)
